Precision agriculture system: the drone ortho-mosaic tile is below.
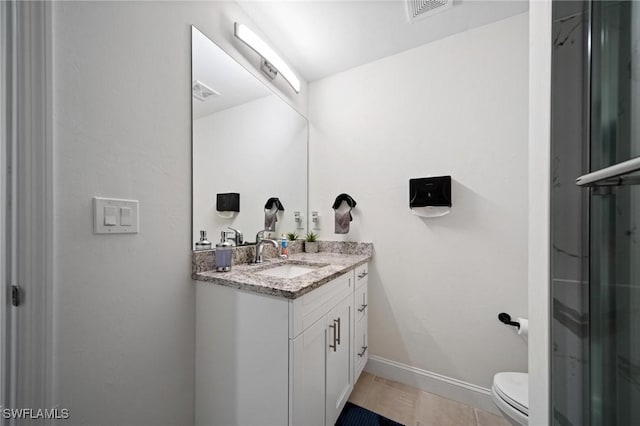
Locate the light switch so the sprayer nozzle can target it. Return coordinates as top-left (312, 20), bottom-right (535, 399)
top-left (94, 197), bottom-right (139, 234)
top-left (120, 207), bottom-right (132, 226)
top-left (104, 206), bottom-right (117, 226)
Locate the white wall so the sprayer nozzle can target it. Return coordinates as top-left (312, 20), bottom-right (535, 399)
top-left (528, 1), bottom-right (552, 425)
top-left (309, 13), bottom-right (529, 391)
top-left (52, 1), bottom-right (306, 424)
top-left (193, 95), bottom-right (307, 245)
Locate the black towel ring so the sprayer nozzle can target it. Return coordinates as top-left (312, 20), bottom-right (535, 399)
top-left (332, 193), bottom-right (357, 221)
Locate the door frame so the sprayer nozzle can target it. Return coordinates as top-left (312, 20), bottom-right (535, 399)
top-left (1, 0), bottom-right (12, 414)
top-left (2, 0), bottom-right (54, 420)
top-left (528, 1), bottom-right (553, 424)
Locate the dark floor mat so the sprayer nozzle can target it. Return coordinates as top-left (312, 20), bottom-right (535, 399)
top-left (335, 402), bottom-right (404, 426)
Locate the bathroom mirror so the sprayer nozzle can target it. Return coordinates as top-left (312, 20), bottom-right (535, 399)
top-left (191, 26), bottom-right (308, 249)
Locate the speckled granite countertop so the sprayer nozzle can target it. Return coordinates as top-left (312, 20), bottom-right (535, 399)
top-left (192, 242), bottom-right (372, 299)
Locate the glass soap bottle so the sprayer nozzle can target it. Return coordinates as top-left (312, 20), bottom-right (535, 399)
top-left (215, 231), bottom-right (233, 272)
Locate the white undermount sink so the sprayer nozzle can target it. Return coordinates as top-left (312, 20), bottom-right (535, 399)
top-left (255, 264), bottom-right (318, 279)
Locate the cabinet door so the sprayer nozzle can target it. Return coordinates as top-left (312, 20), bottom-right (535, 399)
top-left (325, 295), bottom-right (353, 426)
top-left (291, 315), bottom-right (327, 426)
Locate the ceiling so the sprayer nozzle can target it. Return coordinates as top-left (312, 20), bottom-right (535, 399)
top-left (236, 0), bottom-right (529, 82)
top-left (192, 26), bottom-right (271, 119)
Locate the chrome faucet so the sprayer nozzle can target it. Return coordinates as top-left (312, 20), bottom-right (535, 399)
top-left (254, 229), bottom-right (279, 263)
top-left (227, 226), bottom-right (244, 246)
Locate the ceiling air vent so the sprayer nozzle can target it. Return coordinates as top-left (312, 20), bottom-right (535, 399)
top-left (406, 0), bottom-right (453, 23)
top-left (192, 80), bottom-right (220, 102)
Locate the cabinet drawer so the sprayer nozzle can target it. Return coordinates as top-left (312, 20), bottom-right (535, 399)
top-left (290, 273), bottom-right (352, 338)
top-left (355, 264), bottom-right (368, 288)
top-left (354, 283), bottom-right (368, 324)
top-left (354, 313), bottom-right (368, 381)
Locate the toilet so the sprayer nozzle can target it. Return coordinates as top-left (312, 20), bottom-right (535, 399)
top-left (491, 372), bottom-right (528, 425)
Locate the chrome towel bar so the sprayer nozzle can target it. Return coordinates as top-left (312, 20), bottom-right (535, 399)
top-left (576, 156), bottom-right (640, 187)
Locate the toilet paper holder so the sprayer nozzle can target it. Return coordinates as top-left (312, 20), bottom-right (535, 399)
top-left (498, 312), bottom-right (520, 329)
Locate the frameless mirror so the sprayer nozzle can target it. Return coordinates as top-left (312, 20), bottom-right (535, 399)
top-left (191, 26), bottom-right (308, 249)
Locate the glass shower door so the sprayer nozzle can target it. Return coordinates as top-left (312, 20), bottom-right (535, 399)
top-left (586, 1), bottom-right (640, 425)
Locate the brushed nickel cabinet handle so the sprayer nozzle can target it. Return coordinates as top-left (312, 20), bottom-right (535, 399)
top-left (358, 346), bottom-right (368, 357)
top-left (335, 318), bottom-right (341, 345)
top-left (329, 322), bottom-right (337, 352)
top-left (358, 303), bottom-right (368, 313)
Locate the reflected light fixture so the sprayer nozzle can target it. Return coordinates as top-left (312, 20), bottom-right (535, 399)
top-left (234, 22), bottom-right (301, 94)
top-left (192, 80), bottom-right (220, 102)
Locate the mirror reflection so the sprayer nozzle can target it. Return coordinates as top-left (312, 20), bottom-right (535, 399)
top-left (191, 26), bottom-right (308, 249)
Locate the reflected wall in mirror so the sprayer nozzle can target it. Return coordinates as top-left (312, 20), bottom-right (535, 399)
top-left (191, 26), bottom-right (308, 249)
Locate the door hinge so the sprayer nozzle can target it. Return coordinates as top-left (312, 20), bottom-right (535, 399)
top-left (11, 285), bottom-right (21, 307)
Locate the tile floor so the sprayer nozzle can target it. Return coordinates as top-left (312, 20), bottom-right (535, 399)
top-left (348, 372), bottom-right (510, 426)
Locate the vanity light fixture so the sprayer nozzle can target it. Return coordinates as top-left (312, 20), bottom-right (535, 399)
top-left (234, 22), bottom-right (301, 94)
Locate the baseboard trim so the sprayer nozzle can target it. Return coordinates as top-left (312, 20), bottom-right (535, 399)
top-left (364, 355), bottom-right (500, 415)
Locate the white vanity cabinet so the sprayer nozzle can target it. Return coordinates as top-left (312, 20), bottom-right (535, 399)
top-left (195, 262), bottom-right (369, 426)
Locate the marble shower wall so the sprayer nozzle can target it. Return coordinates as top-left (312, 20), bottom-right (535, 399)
top-left (550, 2), bottom-right (589, 425)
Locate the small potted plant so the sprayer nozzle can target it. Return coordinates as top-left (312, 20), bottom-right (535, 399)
top-left (304, 231), bottom-right (319, 253)
top-left (286, 232), bottom-right (301, 252)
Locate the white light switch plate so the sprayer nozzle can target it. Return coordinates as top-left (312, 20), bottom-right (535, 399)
top-left (94, 197), bottom-right (139, 234)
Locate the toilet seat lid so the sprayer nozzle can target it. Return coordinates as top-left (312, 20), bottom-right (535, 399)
top-left (493, 372), bottom-right (528, 415)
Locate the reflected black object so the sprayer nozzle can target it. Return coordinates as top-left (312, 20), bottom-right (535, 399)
top-left (498, 312), bottom-right (520, 329)
top-left (264, 197), bottom-right (284, 211)
top-left (332, 193), bottom-right (357, 209)
top-left (409, 176), bottom-right (451, 208)
top-left (217, 193), bottom-right (240, 212)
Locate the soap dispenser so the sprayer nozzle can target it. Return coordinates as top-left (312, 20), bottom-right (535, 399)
top-left (215, 231), bottom-right (233, 272)
top-left (195, 230), bottom-right (212, 251)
